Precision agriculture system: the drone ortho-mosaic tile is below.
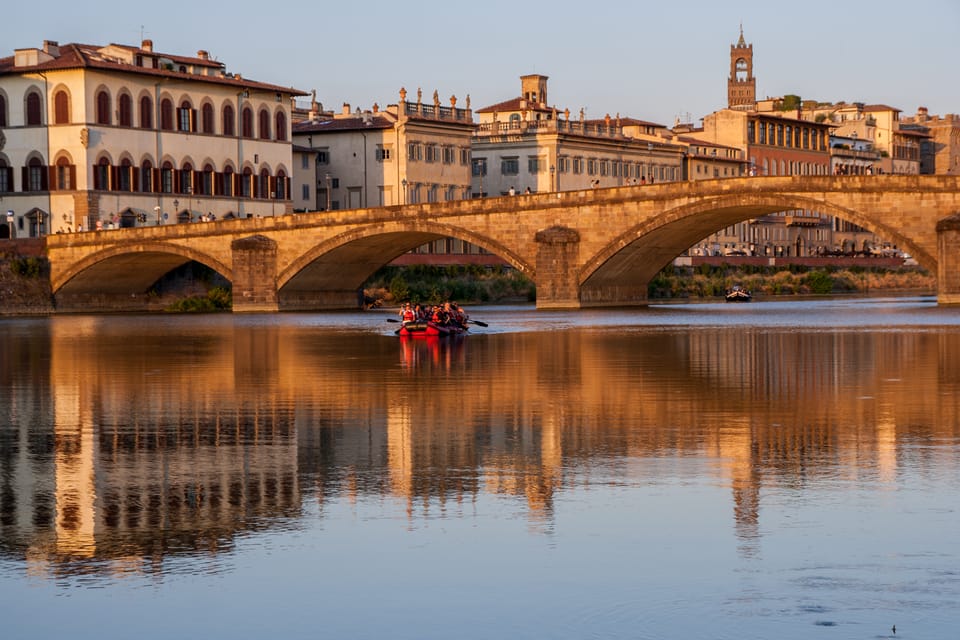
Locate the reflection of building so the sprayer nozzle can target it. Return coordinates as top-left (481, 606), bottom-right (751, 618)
top-left (471, 74), bottom-right (684, 197)
top-left (0, 39), bottom-right (304, 238)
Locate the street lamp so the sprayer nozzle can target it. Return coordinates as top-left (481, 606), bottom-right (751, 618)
top-left (173, 199), bottom-right (179, 222)
top-left (325, 173), bottom-right (332, 211)
top-left (550, 164), bottom-right (556, 192)
top-left (401, 179), bottom-right (407, 205)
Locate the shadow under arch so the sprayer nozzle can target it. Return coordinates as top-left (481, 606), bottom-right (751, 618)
top-left (276, 220), bottom-right (533, 298)
top-left (53, 241), bottom-right (233, 296)
top-left (579, 193), bottom-right (936, 295)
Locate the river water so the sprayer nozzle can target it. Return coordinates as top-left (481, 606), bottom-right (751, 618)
top-left (1, 297), bottom-right (958, 639)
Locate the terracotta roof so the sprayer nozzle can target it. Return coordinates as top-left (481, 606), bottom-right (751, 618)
top-left (896, 128), bottom-right (931, 138)
top-left (293, 115), bottom-right (395, 133)
top-left (587, 116), bottom-right (667, 129)
top-left (475, 97), bottom-right (554, 114)
top-left (0, 42), bottom-right (307, 96)
top-left (862, 104), bottom-right (901, 114)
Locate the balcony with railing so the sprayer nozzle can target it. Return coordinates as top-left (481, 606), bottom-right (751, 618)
top-left (401, 100), bottom-right (473, 125)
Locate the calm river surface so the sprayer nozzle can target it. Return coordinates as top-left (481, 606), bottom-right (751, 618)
top-left (1, 297), bottom-right (959, 639)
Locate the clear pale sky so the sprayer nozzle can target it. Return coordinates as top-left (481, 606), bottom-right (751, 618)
top-left (4, 0), bottom-right (958, 127)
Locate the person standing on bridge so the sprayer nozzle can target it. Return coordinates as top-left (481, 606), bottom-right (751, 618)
top-left (509, 186), bottom-right (516, 196)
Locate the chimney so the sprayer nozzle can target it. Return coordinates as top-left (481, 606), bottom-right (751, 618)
top-left (142, 39), bottom-right (153, 52)
top-left (197, 50), bottom-right (209, 60)
top-left (342, 103), bottom-right (351, 115)
top-left (43, 40), bottom-right (60, 57)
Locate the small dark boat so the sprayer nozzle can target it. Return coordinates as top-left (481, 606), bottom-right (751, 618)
top-left (396, 321), bottom-right (468, 338)
top-left (725, 285), bottom-right (752, 302)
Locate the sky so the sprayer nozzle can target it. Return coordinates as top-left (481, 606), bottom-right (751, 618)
top-left (4, 0), bottom-right (959, 127)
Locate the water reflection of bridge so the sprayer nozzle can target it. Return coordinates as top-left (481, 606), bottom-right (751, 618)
top-left (2, 322), bottom-right (959, 574)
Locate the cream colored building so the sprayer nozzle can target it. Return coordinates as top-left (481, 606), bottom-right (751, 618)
top-left (0, 39), bottom-right (304, 238)
top-left (471, 74), bottom-right (685, 197)
top-left (291, 90), bottom-right (474, 213)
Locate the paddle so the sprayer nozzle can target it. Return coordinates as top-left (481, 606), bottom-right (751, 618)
top-left (386, 318), bottom-right (400, 323)
top-left (467, 319), bottom-right (488, 327)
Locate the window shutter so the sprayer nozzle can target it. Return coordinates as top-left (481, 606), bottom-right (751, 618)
top-left (69, 166), bottom-right (76, 191)
top-left (48, 166), bottom-right (57, 191)
top-left (233, 173), bottom-right (240, 195)
top-left (191, 109), bottom-right (198, 132)
top-left (194, 170), bottom-right (202, 194)
top-left (110, 166), bottom-right (119, 191)
top-left (91, 165), bottom-right (99, 190)
top-left (173, 170), bottom-right (181, 194)
top-left (268, 176), bottom-right (276, 199)
top-left (152, 168), bottom-right (161, 193)
top-left (132, 167), bottom-right (140, 192)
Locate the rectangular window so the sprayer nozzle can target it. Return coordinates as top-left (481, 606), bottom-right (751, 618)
top-left (425, 144), bottom-right (438, 163)
top-left (442, 146), bottom-right (455, 164)
top-left (460, 148), bottom-right (470, 165)
top-left (302, 184), bottom-right (310, 200)
top-left (0, 168), bottom-right (9, 193)
top-left (501, 157), bottom-right (519, 175)
top-left (316, 149), bottom-right (330, 164)
top-left (407, 143), bottom-right (422, 161)
top-left (527, 156), bottom-right (543, 174)
top-left (375, 145), bottom-right (392, 161)
top-left (599, 160), bottom-right (609, 176)
top-left (472, 158), bottom-right (487, 176)
top-left (747, 121), bottom-right (756, 144)
top-left (587, 159), bottom-right (597, 176)
top-left (573, 157), bottom-right (583, 174)
top-left (301, 154), bottom-right (310, 169)
top-left (29, 166), bottom-right (45, 191)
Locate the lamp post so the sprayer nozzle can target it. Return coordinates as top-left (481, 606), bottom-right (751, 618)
top-left (173, 199), bottom-right (179, 223)
top-left (401, 179), bottom-right (407, 205)
top-left (550, 164), bottom-right (556, 192)
top-left (325, 173), bottom-right (331, 211)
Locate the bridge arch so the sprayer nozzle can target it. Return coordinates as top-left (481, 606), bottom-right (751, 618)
top-left (580, 192), bottom-right (937, 294)
top-left (52, 241), bottom-right (232, 296)
top-left (276, 220), bottom-right (533, 296)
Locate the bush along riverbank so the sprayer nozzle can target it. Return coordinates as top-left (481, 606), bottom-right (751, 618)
top-left (648, 263), bottom-right (934, 299)
top-left (0, 252), bottom-right (54, 315)
top-left (363, 265), bottom-right (536, 307)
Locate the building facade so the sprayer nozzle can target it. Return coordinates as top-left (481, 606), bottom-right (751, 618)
top-left (471, 74), bottom-right (685, 197)
top-left (0, 39), bottom-right (304, 238)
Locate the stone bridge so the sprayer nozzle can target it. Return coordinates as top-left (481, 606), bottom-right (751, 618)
top-left (43, 175), bottom-right (960, 311)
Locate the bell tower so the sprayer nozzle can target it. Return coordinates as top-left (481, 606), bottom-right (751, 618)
top-left (728, 25), bottom-right (756, 109)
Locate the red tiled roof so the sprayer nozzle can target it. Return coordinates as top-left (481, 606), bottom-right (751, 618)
top-left (293, 115), bottom-right (394, 133)
top-left (0, 42), bottom-right (307, 96)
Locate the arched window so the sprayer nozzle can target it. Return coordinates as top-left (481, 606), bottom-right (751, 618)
top-left (140, 159), bottom-right (154, 192)
top-left (54, 90), bottom-right (70, 124)
top-left (241, 107), bottom-right (253, 138)
top-left (509, 113), bottom-right (521, 128)
top-left (258, 109), bottom-right (270, 140)
top-left (177, 100), bottom-right (195, 132)
top-left (95, 90), bottom-right (111, 125)
top-left (258, 168), bottom-right (270, 198)
top-left (0, 159), bottom-right (12, 193)
top-left (201, 163), bottom-right (214, 195)
top-left (118, 158), bottom-right (133, 191)
top-left (181, 162), bottom-right (193, 194)
top-left (160, 98), bottom-right (173, 130)
top-left (140, 95), bottom-right (153, 129)
top-left (275, 169), bottom-right (287, 199)
top-left (221, 166), bottom-right (234, 197)
top-left (0, 94), bottom-right (7, 127)
top-left (222, 104), bottom-right (235, 136)
top-left (161, 161), bottom-right (174, 193)
top-left (26, 92), bottom-right (42, 125)
top-left (241, 167), bottom-right (253, 197)
top-left (275, 111), bottom-right (287, 141)
top-left (26, 157), bottom-right (47, 191)
top-left (56, 156), bottom-right (75, 190)
top-left (201, 103), bottom-right (214, 134)
top-left (93, 157), bottom-right (110, 190)
top-left (118, 94), bottom-right (133, 127)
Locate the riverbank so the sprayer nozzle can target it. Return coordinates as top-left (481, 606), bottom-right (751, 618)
top-left (0, 256), bottom-right (935, 315)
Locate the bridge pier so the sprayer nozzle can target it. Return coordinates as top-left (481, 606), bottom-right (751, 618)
top-left (937, 215), bottom-right (960, 305)
top-left (231, 235), bottom-right (279, 313)
top-left (535, 226), bottom-right (582, 309)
